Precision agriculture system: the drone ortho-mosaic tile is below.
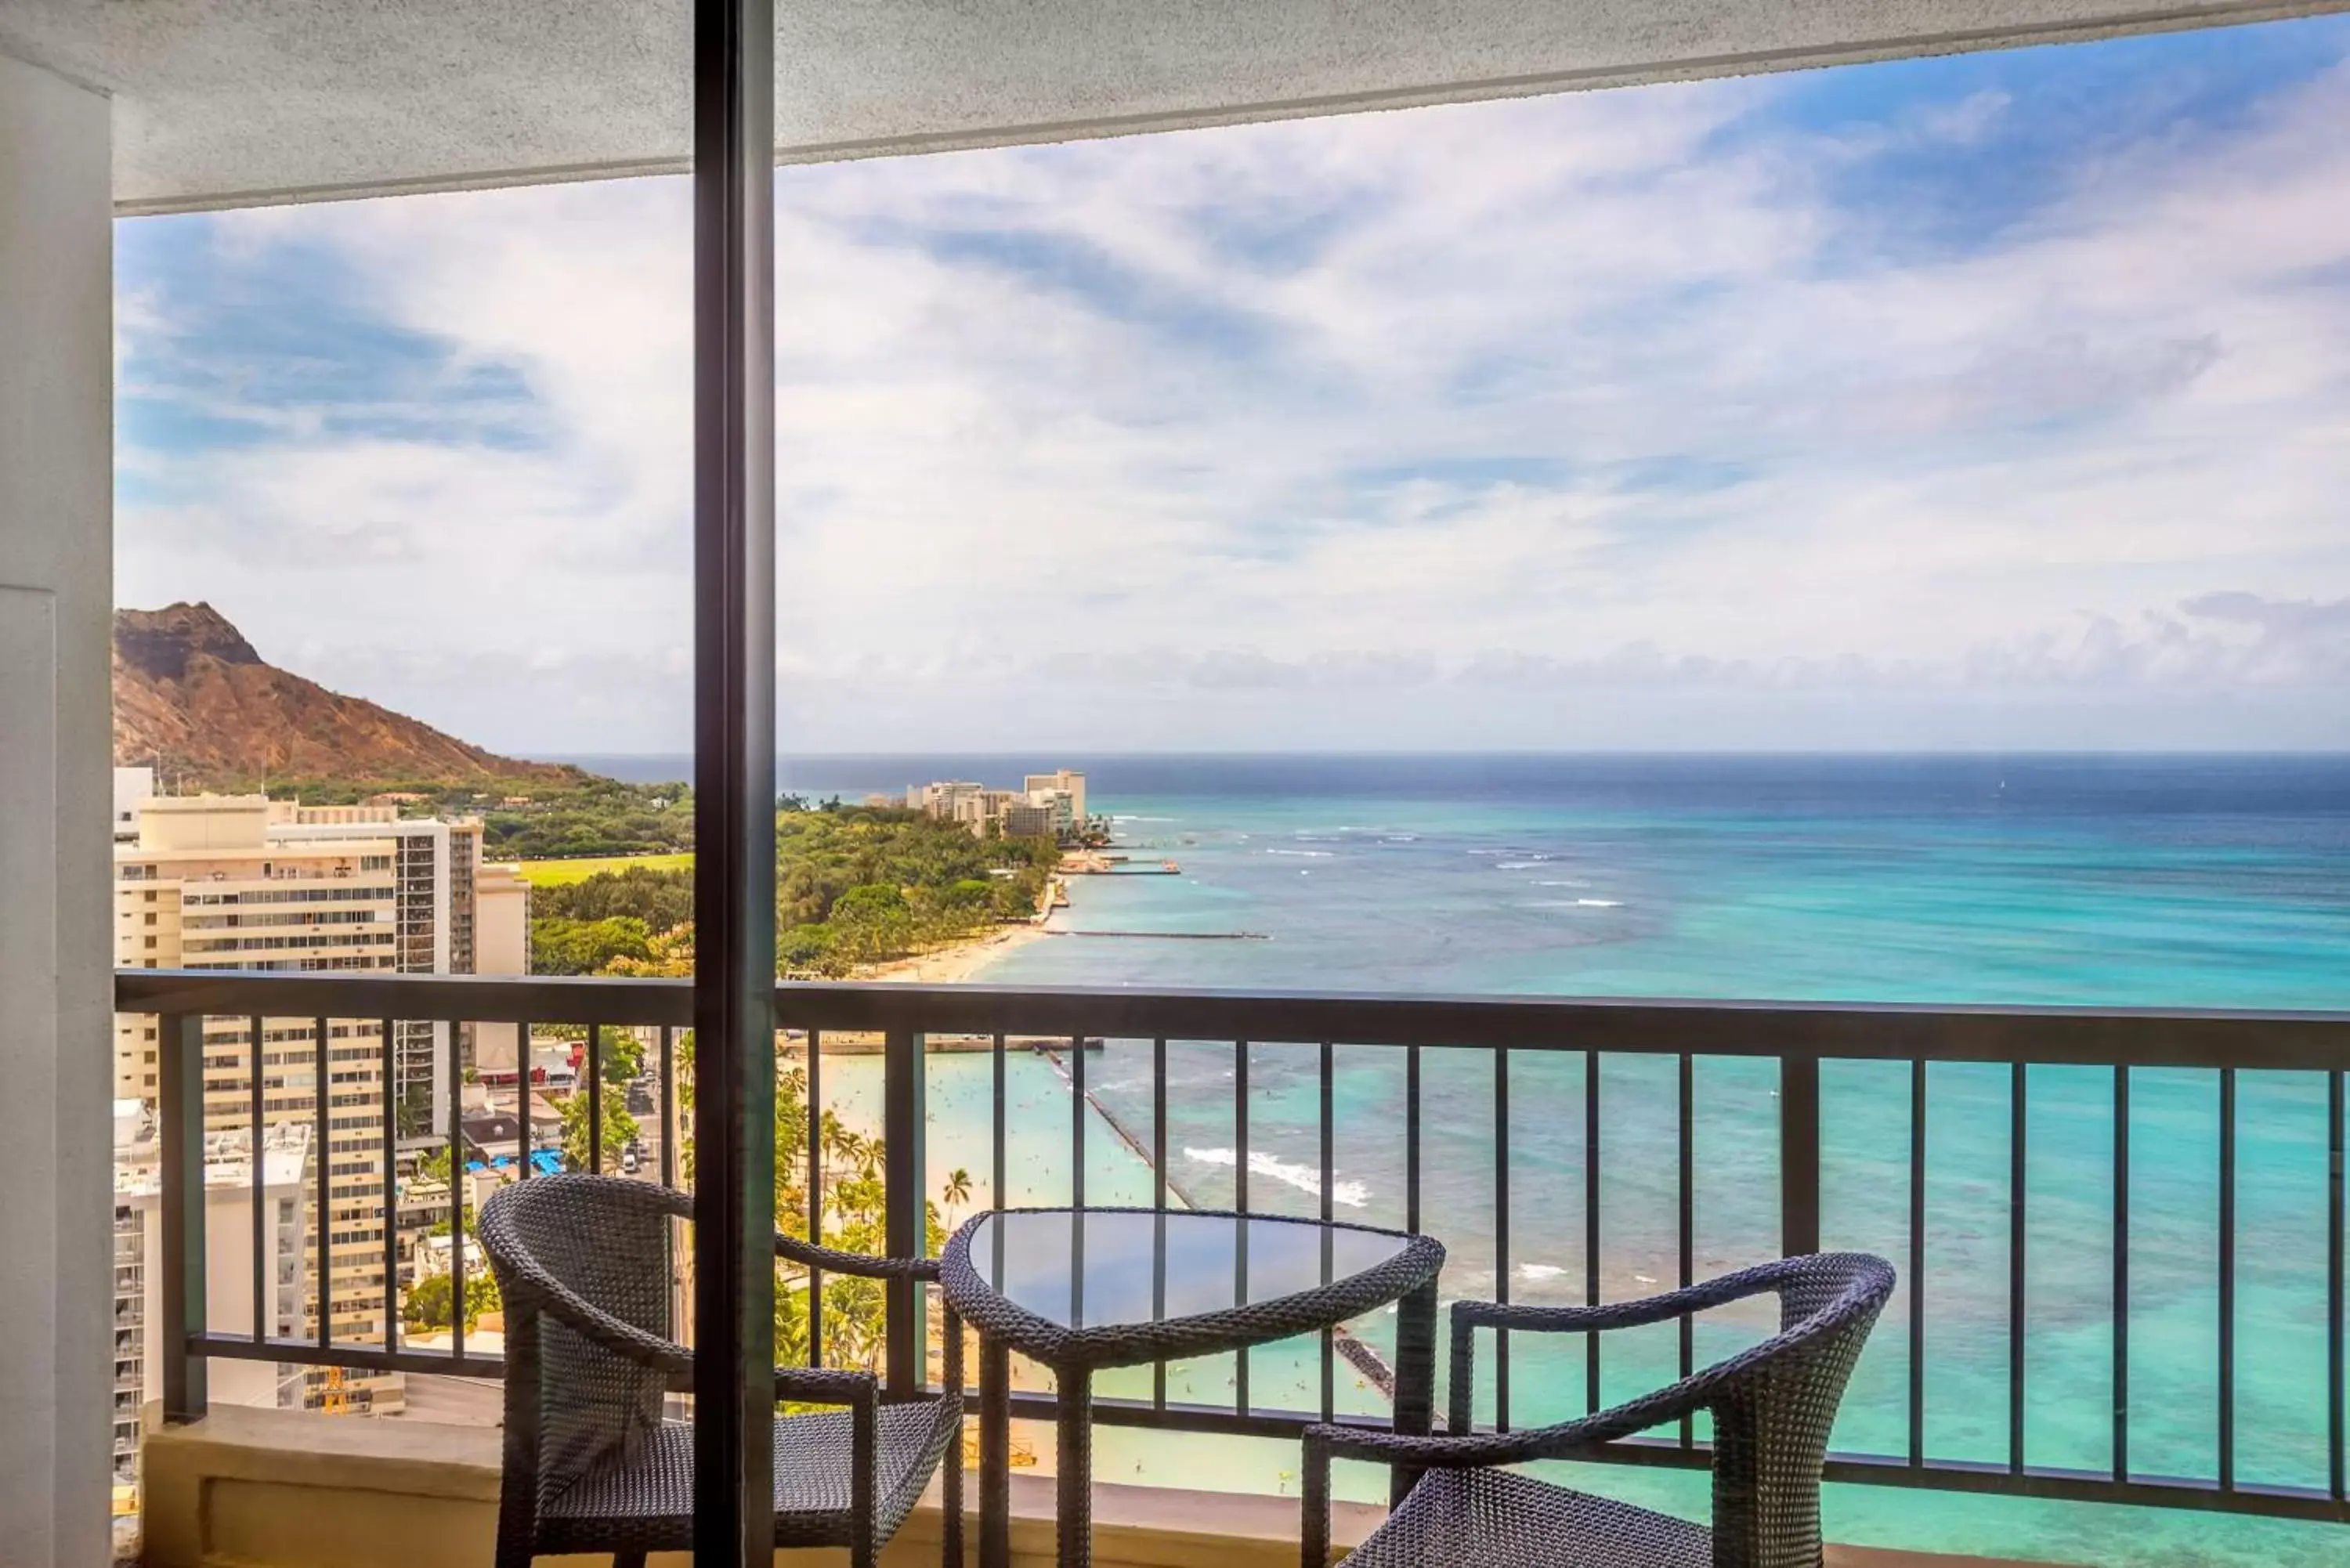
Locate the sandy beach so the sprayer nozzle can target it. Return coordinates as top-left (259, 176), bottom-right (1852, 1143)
top-left (853, 919), bottom-right (1050, 985)
top-left (850, 874), bottom-right (1065, 985)
top-left (790, 903), bottom-right (1055, 1053)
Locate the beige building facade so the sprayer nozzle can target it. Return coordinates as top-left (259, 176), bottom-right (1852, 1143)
top-left (906, 769), bottom-right (1088, 839)
top-left (113, 796), bottom-right (403, 1413)
top-left (265, 802), bottom-right (486, 1138)
top-left (111, 792), bottom-right (499, 1423)
top-left (468, 862), bottom-right (531, 1075)
top-left (1023, 769), bottom-right (1086, 824)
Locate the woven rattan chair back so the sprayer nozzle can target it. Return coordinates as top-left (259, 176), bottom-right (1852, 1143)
top-left (479, 1176), bottom-right (675, 1520)
top-left (1704, 1253), bottom-right (1892, 1568)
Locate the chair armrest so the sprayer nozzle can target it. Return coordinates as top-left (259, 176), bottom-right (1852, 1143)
top-left (776, 1230), bottom-right (941, 1281)
top-left (587, 1181), bottom-right (935, 1281)
top-left (1299, 1378), bottom-right (1712, 1568)
top-left (774, 1364), bottom-right (879, 1407)
top-left (1456, 1260), bottom-right (1795, 1337)
top-left (1444, 1258), bottom-right (1810, 1431)
top-left (524, 1272), bottom-right (697, 1378)
top-left (1317, 1367), bottom-right (1712, 1471)
top-left (770, 1315), bottom-right (965, 1408)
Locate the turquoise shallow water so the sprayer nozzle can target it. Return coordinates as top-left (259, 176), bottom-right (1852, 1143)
top-left (583, 753), bottom-right (2350, 1563)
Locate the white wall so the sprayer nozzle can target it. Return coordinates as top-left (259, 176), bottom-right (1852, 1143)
top-left (470, 865), bottom-right (531, 1072)
top-left (136, 1172), bottom-right (310, 1414)
top-left (113, 765), bottom-right (154, 841)
top-left (0, 49), bottom-right (114, 1568)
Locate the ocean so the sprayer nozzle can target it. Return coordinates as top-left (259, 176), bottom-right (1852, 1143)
top-left (568, 753), bottom-right (2350, 1565)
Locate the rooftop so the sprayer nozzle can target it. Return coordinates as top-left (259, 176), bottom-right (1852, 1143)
top-left (112, 1118), bottom-right (311, 1199)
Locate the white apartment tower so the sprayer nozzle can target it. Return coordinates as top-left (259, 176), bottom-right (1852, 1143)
top-left (111, 1104), bottom-right (311, 1488)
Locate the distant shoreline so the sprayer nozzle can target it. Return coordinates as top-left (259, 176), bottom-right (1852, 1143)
top-left (850, 918), bottom-right (1050, 985)
top-left (848, 872), bottom-right (1065, 985)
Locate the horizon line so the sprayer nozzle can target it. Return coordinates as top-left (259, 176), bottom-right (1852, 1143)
top-left (537, 746), bottom-right (2350, 761)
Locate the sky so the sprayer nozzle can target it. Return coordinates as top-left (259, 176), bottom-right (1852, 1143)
top-left (115, 19), bottom-right (2350, 757)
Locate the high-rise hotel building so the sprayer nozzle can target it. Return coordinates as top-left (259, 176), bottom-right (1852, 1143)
top-left (266, 803), bottom-right (483, 1142)
top-left (111, 782), bottom-right (518, 1418)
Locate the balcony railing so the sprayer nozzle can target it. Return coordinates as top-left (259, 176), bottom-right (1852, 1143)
top-left (115, 966), bottom-right (2350, 1531)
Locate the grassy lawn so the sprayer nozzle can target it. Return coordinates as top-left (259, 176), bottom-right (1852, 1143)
top-left (515, 852), bottom-right (693, 887)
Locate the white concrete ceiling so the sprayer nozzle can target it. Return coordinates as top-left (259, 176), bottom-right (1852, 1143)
top-left (0, 0), bottom-right (2342, 213)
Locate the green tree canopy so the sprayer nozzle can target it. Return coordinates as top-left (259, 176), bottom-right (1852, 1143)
top-left (533, 865), bottom-right (696, 930)
top-left (531, 915), bottom-right (654, 975)
top-left (559, 1080), bottom-right (640, 1170)
top-left (768, 804), bottom-right (1058, 977)
top-left (404, 1269), bottom-right (501, 1333)
top-left (479, 777), bottom-right (692, 860)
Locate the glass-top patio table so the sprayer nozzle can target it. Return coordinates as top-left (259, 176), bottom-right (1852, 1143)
top-left (939, 1207), bottom-right (1446, 1568)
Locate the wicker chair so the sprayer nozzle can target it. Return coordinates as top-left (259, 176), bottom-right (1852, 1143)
top-left (478, 1174), bottom-right (963, 1568)
top-left (1301, 1252), bottom-right (1895, 1568)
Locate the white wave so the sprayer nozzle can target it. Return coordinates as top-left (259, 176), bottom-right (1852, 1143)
top-left (1088, 1075), bottom-right (1155, 1096)
top-left (1264, 848), bottom-right (1334, 858)
top-left (1494, 859), bottom-right (1551, 870)
top-left (1576, 898), bottom-right (1623, 908)
top-left (1183, 1147), bottom-right (1369, 1208)
top-left (1517, 1263), bottom-right (1568, 1281)
top-left (1533, 878), bottom-right (1590, 888)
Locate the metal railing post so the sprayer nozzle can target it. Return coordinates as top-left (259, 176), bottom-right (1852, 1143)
top-left (1781, 1053), bottom-right (1823, 1258)
top-left (884, 1024), bottom-right (927, 1400)
top-left (158, 1011), bottom-right (208, 1422)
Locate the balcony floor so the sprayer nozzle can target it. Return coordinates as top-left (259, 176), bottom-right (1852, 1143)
top-left (134, 1401), bottom-right (2051, 1568)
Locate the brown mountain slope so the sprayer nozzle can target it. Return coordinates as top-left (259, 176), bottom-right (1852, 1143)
top-left (113, 602), bottom-right (578, 788)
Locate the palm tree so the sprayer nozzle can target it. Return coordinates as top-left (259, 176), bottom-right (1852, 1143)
top-left (942, 1167), bottom-right (973, 1217)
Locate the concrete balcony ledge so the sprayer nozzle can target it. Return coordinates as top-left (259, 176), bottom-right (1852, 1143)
top-left (137, 1402), bottom-right (2037, 1568)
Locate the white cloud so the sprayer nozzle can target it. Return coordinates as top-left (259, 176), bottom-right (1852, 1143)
top-left (114, 42), bottom-right (2350, 753)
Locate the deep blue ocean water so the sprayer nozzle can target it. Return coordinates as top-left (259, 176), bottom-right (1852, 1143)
top-left (570, 753), bottom-right (2350, 1564)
